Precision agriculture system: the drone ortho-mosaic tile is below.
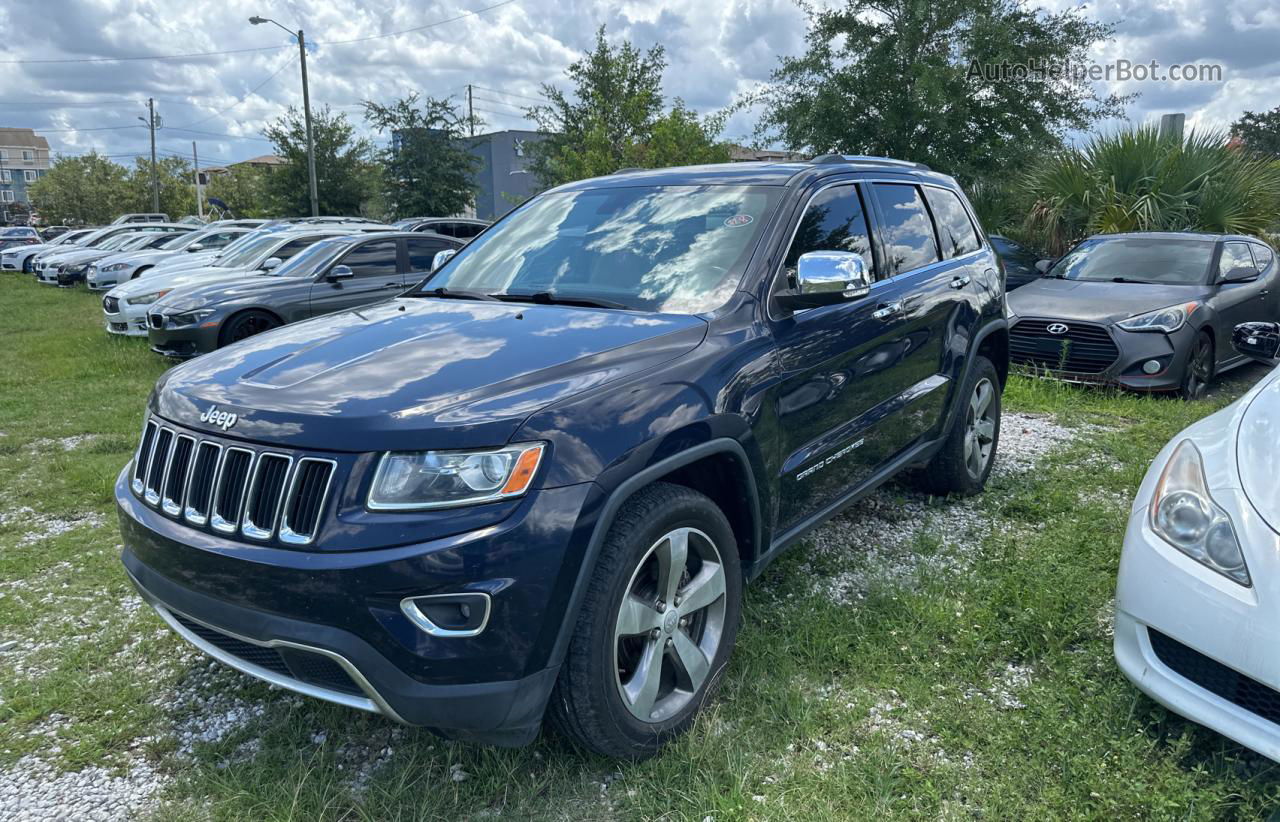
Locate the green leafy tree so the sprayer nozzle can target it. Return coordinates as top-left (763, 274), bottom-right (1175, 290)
top-left (1231, 106), bottom-right (1280, 159)
top-left (262, 105), bottom-right (373, 216)
top-left (754, 0), bottom-right (1126, 184)
top-left (526, 26), bottom-right (730, 187)
top-left (204, 165), bottom-right (272, 218)
top-left (362, 93), bottom-right (480, 219)
top-left (1019, 127), bottom-right (1280, 255)
top-left (26, 153), bottom-right (131, 225)
top-left (125, 155), bottom-right (196, 220)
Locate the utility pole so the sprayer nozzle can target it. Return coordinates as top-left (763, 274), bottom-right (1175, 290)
top-left (250, 16), bottom-right (319, 217)
top-left (192, 141), bottom-right (203, 220)
top-left (467, 84), bottom-right (475, 137)
top-left (147, 99), bottom-right (159, 212)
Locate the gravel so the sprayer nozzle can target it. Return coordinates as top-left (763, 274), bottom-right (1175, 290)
top-left (0, 755), bottom-right (163, 821)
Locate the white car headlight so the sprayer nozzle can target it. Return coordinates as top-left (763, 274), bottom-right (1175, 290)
top-left (368, 443), bottom-right (545, 510)
top-left (102, 262), bottom-right (130, 273)
top-left (1150, 440), bottom-right (1249, 586)
top-left (127, 289), bottom-right (171, 306)
top-left (1117, 302), bottom-right (1198, 333)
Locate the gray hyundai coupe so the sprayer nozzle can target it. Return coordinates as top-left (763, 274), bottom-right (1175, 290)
top-left (1006, 232), bottom-right (1277, 398)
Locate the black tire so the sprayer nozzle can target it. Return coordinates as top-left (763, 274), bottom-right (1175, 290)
top-left (1179, 331), bottom-right (1214, 400)
top-left (547, 482), bottom-right (743, 759)
top-left (913, 355), bottom-right (1001, 496)
top-left (218, 309), bottom-right (279, 348)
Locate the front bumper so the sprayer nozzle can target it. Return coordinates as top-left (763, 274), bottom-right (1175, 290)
top-left (1011, 317), bottom-right (1195, 392)
top-left (116, 465), bottom-right (597, 743)
top-left (1115, 493), bottom-right (1280, 760)
top-left (147, 316), bottom-right (220, 359)
top-left (35, 265), bottom-right (62, 285)
top-left (88, 268), bottom-right (129, 291)
top-left (104, 300), bottom-right (152, 337)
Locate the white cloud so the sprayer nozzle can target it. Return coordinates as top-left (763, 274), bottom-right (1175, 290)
top-left (0, 0), bottom-right (1275, 165)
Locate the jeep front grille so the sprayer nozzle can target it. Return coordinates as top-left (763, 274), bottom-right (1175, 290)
top-left (130, 418), bottom-right (335, 545)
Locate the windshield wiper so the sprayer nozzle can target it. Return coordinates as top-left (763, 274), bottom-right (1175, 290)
top-left (420, 286), bottom-right (504, 303)
top-left (1110, 277), bottom-right (1155, 284)
top-left (495, 291), bottom-right (630, 310)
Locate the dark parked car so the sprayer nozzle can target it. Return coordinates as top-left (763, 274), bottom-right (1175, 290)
top-left (116, 156), bottom-right (1009, 758)
top-left (400, 217), bottom-right (489, 239)
top-left (146, 232), bottom-right (464, 358)
top-left (1006, 232), bottom-right (1278, 398)
top-left (989, 234), bottom-right (1043, 291)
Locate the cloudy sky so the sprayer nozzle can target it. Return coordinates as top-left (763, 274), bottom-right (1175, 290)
top-left (0, 0), bottom-right (1276, 169)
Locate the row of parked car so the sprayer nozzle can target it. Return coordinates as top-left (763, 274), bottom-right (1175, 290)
top-left (4, 215), bottom-right (489, 357)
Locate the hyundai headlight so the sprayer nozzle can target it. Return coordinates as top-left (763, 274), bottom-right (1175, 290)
top-left (102, 262), bottom-right (130, 273)
top-left (127, 289), bottom-right (171, 305)
top-left (1117, 302), bottom-right (1198, 333)
top-left (1150, 440), bottom-right (1249, 586)
top-left (368, 443), bottom-right (545, 510)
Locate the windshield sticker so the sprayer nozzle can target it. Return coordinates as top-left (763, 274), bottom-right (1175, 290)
top-left (724, 214), bottom-right (753, 228)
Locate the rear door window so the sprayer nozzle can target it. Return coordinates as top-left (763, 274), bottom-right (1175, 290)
top-left (406, 238), bottom-right (453, 274)
top-left (923, 187), bottom-right (981, 258)
top-left (1219, 242), bottom-right (1257, 277)
top-left (455, 223), bottom-right (485, 238)
top-left (783, 184), bottom-right (876, 281)
top-left (870, 184), bottom-right (941, 274)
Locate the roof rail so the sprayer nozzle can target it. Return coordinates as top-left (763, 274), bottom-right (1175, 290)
top-left (612, 167), bottom-right (646, 175)
top-left (810, 154), bottom-right (931, 172)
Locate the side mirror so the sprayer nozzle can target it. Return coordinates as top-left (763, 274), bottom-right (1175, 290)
top-left (187, 243), bottom-right (204, 252)
top-left (1221, 265), bottom-right (1258, 284)
top-left (261, 256), bottom-right (282, 271)
top-left (433, 249), bottom-right (457, 270)
top-left (327, 264), bottom-right (354, 282)
top-left (1232, 322), bottom-right (1280, 360)
top-left (1034, 259), bottom-right (1054, 274)
top-left (775, 251), bottom-right (871, 311)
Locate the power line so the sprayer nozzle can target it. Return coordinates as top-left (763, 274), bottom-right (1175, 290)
top-left (469, 84), bottom-right (546, 104)
top-left (0, 1), bottom-right (518, 65)
top-left (173, 56), bottom-right (294, 129)
top-left (471, 106), bottom-right (530, 119)
top-left (471, 96), bottom-right (528, 112)
top-left (35, 124), bottom-right (146, 133)
top-left (163, 127), bottom-right (274, 142)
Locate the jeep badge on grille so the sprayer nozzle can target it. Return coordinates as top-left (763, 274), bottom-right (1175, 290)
top-left (199, 404), bottom-right (239, 431)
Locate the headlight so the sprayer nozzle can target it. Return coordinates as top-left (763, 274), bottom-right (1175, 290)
top-left (127, 289), bottom-right (171, 305)
top-left (167, 308), bottom-right (215, 327)
top-left (1117, 302), bottom-right (1198, 333)
top-left (368, 443), bottom-right (545, 510)
top-left (1150, 440), bottom-right (1249, 586)
top-left (102, 262), bottom-right (130, 273)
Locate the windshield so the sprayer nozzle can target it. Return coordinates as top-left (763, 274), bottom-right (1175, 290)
top-left (159, 232), bottom-right (202, 251)
top-left (2, 228), bottom-right (32, 237)
top-left (59, 230), bottom-right (92, 245)
top-left (214, 235), bottom-right (281, 269)
top-left (1049, 237), bottom-right (1216, 284)
top-left (266, 237), bottom-right (349, 277)
top-left (420, 185), bottom-right (782, 313)
top-left (99, 233), bottom-right (141, 250)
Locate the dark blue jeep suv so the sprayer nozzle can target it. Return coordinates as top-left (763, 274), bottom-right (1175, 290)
top-left (116, 156), bottom-right (1009, 758)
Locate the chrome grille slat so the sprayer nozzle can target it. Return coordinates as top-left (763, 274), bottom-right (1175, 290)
top-left (133, 418), bottom-right (335, 547)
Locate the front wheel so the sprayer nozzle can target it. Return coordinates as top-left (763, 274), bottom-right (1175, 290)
top-left (548, 482), bottom-right (742, 759)
top-left (218, 310), bottom-right (279, 348)
top-left (1179, 331), bottom-right (1214, 400)
top-left (913, 355), bottom-right (1002, 495)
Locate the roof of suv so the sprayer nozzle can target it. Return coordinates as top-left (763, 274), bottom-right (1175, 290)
top-left (1084, 231), bottom-right (1267, 244)
top-left (556, 156), bottom-right (959, 192)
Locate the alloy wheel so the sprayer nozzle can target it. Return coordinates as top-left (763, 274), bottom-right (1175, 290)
top-left (1186, 337), bottom-right (1212, 398)
top-left (964, 377), bottom-right (997, 479)
top-left (613, 527), bottom-right (727, 723)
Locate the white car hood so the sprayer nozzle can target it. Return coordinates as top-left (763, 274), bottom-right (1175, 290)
top-left (147, 250), bottom-right (221, 274)
top-left (1238, 367), bottom-right (1280, 533)
top-left (108, 265), bottom-right (258, 299)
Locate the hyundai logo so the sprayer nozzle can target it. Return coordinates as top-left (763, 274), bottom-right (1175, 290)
top-left (1046, 323), bottom-right (1070, 335)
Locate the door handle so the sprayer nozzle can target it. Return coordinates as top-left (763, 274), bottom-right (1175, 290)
top-left (871, 301), bottom-right (904, 320)
top-left (949, 275), bottom-right (971, 289)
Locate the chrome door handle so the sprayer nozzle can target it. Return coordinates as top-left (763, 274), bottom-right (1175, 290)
top-left (950, 275), bottom-right (971, 289)
top-left (871, 301), bottom-right (903, 320)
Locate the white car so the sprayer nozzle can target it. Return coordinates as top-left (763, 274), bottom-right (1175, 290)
top-left (101, 228), bottom-right (366, 336)
top-left (1116, 321), bottom-right (1280, 761)
top-left (32, 223), bottom-right (191, 281)
top-left (86, 224), bottom-right (259, 291)
top-left (1, 228), bottom-right (95, 272)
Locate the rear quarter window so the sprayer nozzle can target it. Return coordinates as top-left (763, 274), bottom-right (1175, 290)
top-left (923, 187), bottom-right (982, 258)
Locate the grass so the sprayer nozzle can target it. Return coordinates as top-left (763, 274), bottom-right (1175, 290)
top-left (2, 274), bottom-right (1280, 820)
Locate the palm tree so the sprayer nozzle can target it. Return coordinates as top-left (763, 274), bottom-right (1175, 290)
top-left (1018, 126), bottom-right (1280, 256)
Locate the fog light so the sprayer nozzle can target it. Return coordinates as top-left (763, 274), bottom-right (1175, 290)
top-left (400, 593), bottom-right (491, 637)
top-left (1142, 359), bottom-right (1162, 375)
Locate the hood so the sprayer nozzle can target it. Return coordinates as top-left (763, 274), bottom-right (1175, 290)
top-left (3, 241), bottom-right (55, 256)
top-left (110, 266), bottom-right (257, 299)
top-left (1007, 278), bottom-right (1213, 324)
top-left (159, 274), bottom-right (298, 310)
top-left (153, 298), bottom-right (708, 451)
top-left (106, 248), bottom-right (182, 266)
top-left (47, 248), bottom-right (115, 267)
top-left (150, 250), bottom-right (221, 273)
top-left (1237, 369), bottom-right (1280, 534)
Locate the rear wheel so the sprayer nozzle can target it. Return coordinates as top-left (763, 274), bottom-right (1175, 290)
top-left (1179, 331), bottom-right (1214, 400)
top-left (548, 482), bottom-right (742, 759)
top-left (913, 355), bottom-right (1001, 495)
top-left (218, 310), bottom-right (279, 348)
